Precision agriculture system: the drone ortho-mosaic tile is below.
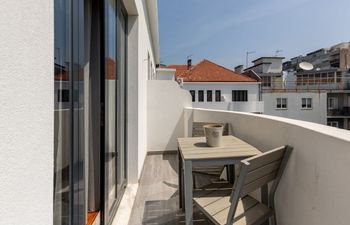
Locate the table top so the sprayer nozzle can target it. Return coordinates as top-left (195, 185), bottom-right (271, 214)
top-left (178, 136), bottom-right (261, 161)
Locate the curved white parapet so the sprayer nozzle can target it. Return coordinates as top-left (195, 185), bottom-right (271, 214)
top-left (184, 107), bottom-right (350, 225)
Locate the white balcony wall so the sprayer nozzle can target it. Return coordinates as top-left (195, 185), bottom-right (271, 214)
top-left (0, 1), bottom-right (53, 225)
top-left (156, 68), bottom-right (175, 80)
top-left (125, 0), bottom-right (160, 182)
top-left (147, 80), bottom-right (192, 152)
top-left (193, 101), bottom-right (264, 113)
top-left (185, 108), bottom-right (350, 225)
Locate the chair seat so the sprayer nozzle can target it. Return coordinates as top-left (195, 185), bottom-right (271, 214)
top-left (193, 183), bottom-right (272, 225)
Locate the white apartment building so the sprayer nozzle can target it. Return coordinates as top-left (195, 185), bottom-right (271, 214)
top-left (245, 48), bottom-right (350, 130)
top-left (168, 59), bottom-right (264, 113)
top-left (263, 92), bottom-right (327, 124)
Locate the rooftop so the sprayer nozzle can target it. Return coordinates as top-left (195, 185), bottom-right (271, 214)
top-left (251, 57), bottom-right (285, 63)
top-left (167, 59), bottom-right (258, 82)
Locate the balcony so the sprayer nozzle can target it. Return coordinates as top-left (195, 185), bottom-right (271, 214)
top-left (129, 105), bottom-right (350, 225)
top-left (328, 107), bottom-right (350, 117)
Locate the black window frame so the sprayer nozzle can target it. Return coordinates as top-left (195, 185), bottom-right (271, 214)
top-left (215, 90), bottom-right (221, 102)
top-left (189, 90), bottom-right (196, 102)
top-left (232, 90), bottom-right (248, 102)
top-left (198, 90), bottom-right (204, 102)
top-left (207, 90), bottom-right (212, 102)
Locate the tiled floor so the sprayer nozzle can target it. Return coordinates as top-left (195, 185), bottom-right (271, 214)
top-left (128, 153), bottom-right (214, 225)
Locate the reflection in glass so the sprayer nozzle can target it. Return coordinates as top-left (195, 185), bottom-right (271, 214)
top-left (105, 0), bottom-right (117, 216)
top-left (54, 0), bottom-right (71, 224)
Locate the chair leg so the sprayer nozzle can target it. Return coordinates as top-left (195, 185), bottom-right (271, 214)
top-left (270, 213), bottom-right (277, 225)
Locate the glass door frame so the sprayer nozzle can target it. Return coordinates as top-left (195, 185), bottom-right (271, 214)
top-left (101, 0), bottom-right (128, 224)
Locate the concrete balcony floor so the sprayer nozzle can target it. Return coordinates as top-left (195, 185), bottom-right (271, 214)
top-left (128, 153), bottom-right (214, 225)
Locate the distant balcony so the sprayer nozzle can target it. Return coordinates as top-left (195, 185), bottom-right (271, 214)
top-left (328, 107), bottom-right (350, 117)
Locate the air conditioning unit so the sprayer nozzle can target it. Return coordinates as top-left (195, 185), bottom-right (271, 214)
top-left (176, 78), bottom-right (184, 87)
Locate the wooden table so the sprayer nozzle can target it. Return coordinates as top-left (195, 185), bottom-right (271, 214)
top-left (177, 136), bottom-right (261, 225)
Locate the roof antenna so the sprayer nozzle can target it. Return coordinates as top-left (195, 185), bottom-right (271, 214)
top-left (246, 51), bottom-right (256, 68)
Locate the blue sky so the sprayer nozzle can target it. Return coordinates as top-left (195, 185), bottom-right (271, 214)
top-left (158, 0), bottom-right (350, 69)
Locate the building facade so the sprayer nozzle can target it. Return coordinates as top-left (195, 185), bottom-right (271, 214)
top-left (168, 59), bottom-right (264, 113)
top-left (245, 43), bottom-right (350, 130)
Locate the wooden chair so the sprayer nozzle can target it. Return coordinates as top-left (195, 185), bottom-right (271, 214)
top-left (193, 145), bottom-right (292, 225)
top-left (192, 122), bottom-right (230, 188)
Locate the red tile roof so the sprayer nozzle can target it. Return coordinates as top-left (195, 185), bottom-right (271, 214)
top-left (167, 59), bottom-right (258, 82)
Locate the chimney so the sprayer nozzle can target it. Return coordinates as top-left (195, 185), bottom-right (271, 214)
top-left (234, 65), bottom-right (244, 73)
top-left (187, 59), bottom-right (192, 69)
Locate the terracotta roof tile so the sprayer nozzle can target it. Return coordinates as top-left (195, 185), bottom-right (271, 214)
top-left (167, 59), bottom-right (258, 82)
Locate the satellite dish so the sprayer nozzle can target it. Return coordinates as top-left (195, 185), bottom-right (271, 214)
top-left (298, 62), bottom-right (314, 71)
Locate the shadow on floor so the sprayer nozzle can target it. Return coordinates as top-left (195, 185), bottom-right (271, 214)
top-left (142, 197), bottom-right (213, 225)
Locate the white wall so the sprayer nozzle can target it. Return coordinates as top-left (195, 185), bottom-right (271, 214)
top-left (0, 1), bottom-right (53, 225)
top-left (183, 82), bottom-right (262, 112)
top-left (125, 0), bottom-right (159, 181)
top-left (263, 92), bottom-right (327, 124)
top-left (156, 68), bottom-right (175, 80)
top-left (192, 101), bottom-right (264, 113)
top-left (187, 108), bottom-right (350, 225)
top-left (147, 81), bottom-right (192, 151)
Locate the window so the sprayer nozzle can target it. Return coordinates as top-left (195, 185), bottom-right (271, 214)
top-left (198, 90), bottom-right (204, 102)
top-left (328, 97), bottom-right (338, 109)
top-left (215, 90), bottom-right (221, 102)
top-left (276, 98), bottom-right (287, 109)
top-left (262, 76), bottom-right (271, 87)
top-left (232, 90), bottom-right (248, 102)
top-left (301, 98), bottom-right (312, 109)
top-left (207, 90), bottom-right (212, 102)
top-left (58, 89), bottom-right (69, 102)
top-left (328, 121), bottom-right (339, 127)
top-left (190, 90), bottom-right (195, 102)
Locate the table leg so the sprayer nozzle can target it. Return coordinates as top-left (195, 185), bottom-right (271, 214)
top-left (184, 160), bottom-right (193, 225)
top-left (178, 149), bottom-right (183, 210)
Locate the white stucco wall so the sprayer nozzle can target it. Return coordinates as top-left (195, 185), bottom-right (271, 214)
top-left (263, 92), bottom-right (327, 124)
top-left (147, 81), bottom-right (192, 151)
top-left (186, 108), bottom-right (350, 225)
top-left (0, 1), bottom-right (53, 225)
top-left (124, 0), bottom-right (159, 183)
top-left (156, 68), bottom-right (175, 80)
top-left (183, 82), bottom-right (260, 102)
top-left (183, 82), bottom-right (262, 112)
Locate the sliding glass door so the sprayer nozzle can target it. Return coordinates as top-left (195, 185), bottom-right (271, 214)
top-left (54, 0), bottom-right (126, 224)
top-left (103, 0), bottom-right (127, 224)
top-left (54, 0), bottom-right (86, 224)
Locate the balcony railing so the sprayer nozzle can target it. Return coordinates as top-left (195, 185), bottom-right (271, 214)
top-left (146, 79), bottom-right (350, 225)
top-left (192, 101), bottom-right (264, 113)
top-left (328, 107), bottom-right (350, 116)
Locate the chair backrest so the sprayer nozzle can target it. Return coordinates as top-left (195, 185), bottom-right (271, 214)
top-left (226, 145), bottom-right (293, 224)
top-left (192, 122), bottom-right (229, 137)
